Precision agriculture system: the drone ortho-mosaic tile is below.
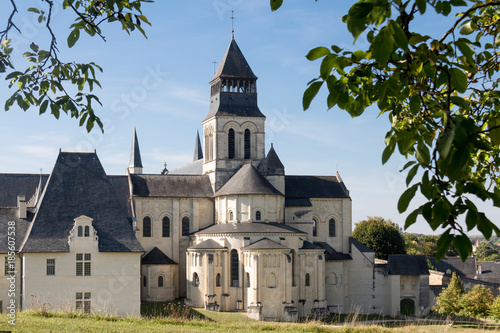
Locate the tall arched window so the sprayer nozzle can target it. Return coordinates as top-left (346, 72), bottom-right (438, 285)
top-left (255, 210), bottom-right (261, 221)
top-left (143, 216), bottom-right (152, 237)
top-left (246, 272), bottom-right (251, 288)
top-left (216, 273), bottom-right (221, 287)
top-left (312, 218), bottom-right (318, 237)
top-left (77, 226), bottom-right (83, 237)
top-left (228, 129), bottom-right (235, 159)
top-left (305, 273), bottom-right (310, 287)
top-left (192, 272), bottom-right (199, 287)
top-left (162, 216), bottom-right (170, 237)
top-left (143, 275), bottom-right (147, 287)
top-left (244, 129), bottom-right (251, 159)
top-left (158, 275), bottom-right (164, 287)
top-left (291, 250), bottom-right (296, 286)
top-left (182, 216), bottom-right (190, 236)
top-left (84, 226), bottom-right (90, 237)
top-left (229, 211), bottom-right (233, 221)
top-left (329, 218), bottom-right (336, 237)
top-left (230, 249), bottom-right (239, 287)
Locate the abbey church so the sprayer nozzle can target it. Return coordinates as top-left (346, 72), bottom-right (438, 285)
top-left (0, 37), bottom-right (431, 321)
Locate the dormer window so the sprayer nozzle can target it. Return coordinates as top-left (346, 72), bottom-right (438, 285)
top-left (84, 226), bottom-right (90, 237)
top-left (78, 226), bottom-right (83, 237)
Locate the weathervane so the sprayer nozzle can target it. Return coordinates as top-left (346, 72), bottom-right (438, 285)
top-left (230, 8), bottom-right (235, 38)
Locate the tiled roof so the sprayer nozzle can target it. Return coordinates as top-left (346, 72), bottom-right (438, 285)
top-left (0, 208), bottom-right (33, 252)
top-left (142, 247), bottom-right (176, 265)
top-left (168, 159), bottom-right (203, 175)
top-left (257, 144), bottom-right (284, 176)
top-left (300, 240), bottom-right (323, 250)
top-left (130, 174), bottom-right (213, 197)
top-left (196, 222), bottom-right (306, 235)
top-left (351, 238), bottom-right (374, 253)
top-left (21, 152), bottom-right (144, 253)
top-left (0, 174), bottom-right (48, 208)
top-left (388, 255), bottom-right (429, 275)
top-left (212, 38), bottom-right (257, 80)
top-left (285, 198), bottom-right (312, 207)
top-left (215, 164), bottom-right (282, 196)
top-left (428, 256), bottom-right (476, 277)
top-left (285, 175), bottom-right (349, 199)
top-left (314, 242), bottom-right (352, 261)
top-left (243, 238), bottom-right (289, 251)
top-left (188, 239), bottom-right (226, 250)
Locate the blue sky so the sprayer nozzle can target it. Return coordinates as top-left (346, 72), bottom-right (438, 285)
top-left (0, 1), bottom-right (497, 235)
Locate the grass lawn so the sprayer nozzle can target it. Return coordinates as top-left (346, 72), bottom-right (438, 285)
top-left (0, 303), bottom-right (497, 333)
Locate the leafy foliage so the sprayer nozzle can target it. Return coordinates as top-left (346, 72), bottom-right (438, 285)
top-left (405, 233), bottom-right (458, 256)
top-left (489, 295), bottom-right (500, 322)
top-left (352, 216), bottom-right (406, 260)
top-left (1, 0), bottom-right (152, 131)
top-left (273, 0), bottom-right (500, 260)
top-left (474, 241), bottom-right (500, 260)
top-left (433, 272), bottom-right (465, 315)
top-left (459, 284), bottom-right (493, 318)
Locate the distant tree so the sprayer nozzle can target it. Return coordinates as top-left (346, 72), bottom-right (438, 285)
top-left (433, 272), bottom-right (464, 315)
top-left (475, 242), bottom-right (500, 261)
top-left (459, 285), bottom-right (493, 318)
top-left (489, 296), bottom-right (500, 322)
top-left (353, 216), bottom-right (406, 260)
top-left (405, 233), bottom-right (459, 257)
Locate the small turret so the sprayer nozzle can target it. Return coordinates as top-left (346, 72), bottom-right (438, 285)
top-left (128, 128), bottom-right (143, 174)
top-left (193, 130), bottom-right (203, 162)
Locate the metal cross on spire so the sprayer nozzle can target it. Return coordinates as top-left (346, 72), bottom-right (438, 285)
top-left (230, 8), bottom-right (235, 38)
top-left (212, 59), bottom-right (218, 74)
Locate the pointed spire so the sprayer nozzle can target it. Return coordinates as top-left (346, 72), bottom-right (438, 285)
top-left (258, 143), bottom-right (284, 176)
top-left (193, 130), bottom-right (203, 162)
top-left (212, 38), bottom-right (257, 81)
top-left (128, 127), bottom-right (143, 174)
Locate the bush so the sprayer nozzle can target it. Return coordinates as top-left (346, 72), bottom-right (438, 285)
top-left (433, 272), bottom-right (464, 315)
top-left (459, 285), bottom-right (493, 318)
top-left (490, 296), bottom-right (500, 322)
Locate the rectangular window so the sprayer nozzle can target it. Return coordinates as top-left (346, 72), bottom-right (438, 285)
top-left (76, 292), bottom-right (91, 314)
top-left (76, 253), bottom-right (91, 276)
top-left (46, 259), bottom-right (55, 276)
top-left (4, 257), bottom-right (9, 276)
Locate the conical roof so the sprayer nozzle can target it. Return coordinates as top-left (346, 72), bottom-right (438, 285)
top-left (215, 163), bottom-right (282, 197)
top-left (212, 38), bottom-right (257, 81)
top-left (258, 144), bottom-right (284, 175)
top-left (193, 130), bottom-right (203, 162)
top-left (129, 128), bottom-right (143, 168)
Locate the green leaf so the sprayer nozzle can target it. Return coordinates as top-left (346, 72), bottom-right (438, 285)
top-left (452, 234), bottom-right (472, 261)
top-left (405, 208), bottom-right (419, 229)
top-left (449, 68), bottom-right (467, 93)
top-left (67, 29), bottom-right (80, 48)
top-left (27, 7), bottom-right (41, 14)
top-left (372, 26), bottom-right (393, 66)
top-left (381, 141), bottom-right (395, 164)
top-left (398, 183), bottom-right (419, 213)
top-left (306, 47), bottom-right (330, 61)
top-left (436, 229), bottom-right (453, 261)
top-left (415, 0), bottom-right (426, 14)
top-left (438, 128), bottom-right (454, 159)
top-left (29, 43), bottom-right (39, 52)
top-left (302, 81), bottom-right (323, 111)
top-left (406, 164), bottom-right (419, 186)
top-left (459, 22), bottom-right (474, 35)
top-left (39, 99), bottom-right (49, 115)
top-left (409, 94), bottom-right (420, 115)
top-left (416, 141), bottom-right (430, 166)
top-left (390, 20), bottom-right (408, 52)
top-left (270, 0), bottom-right (283, 12)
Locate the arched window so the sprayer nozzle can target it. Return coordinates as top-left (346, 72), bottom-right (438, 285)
top-left (291, 250), bottom-right (296, 286)
top-left (77, 226), bottom-right (83, 237)
top-left (84, 226), bottom-right (90, 237)
top-left (182, 216), bottom-right (190, 236)
top-left (244, 129), bottom-right (251, 159)
top-left (305, 273), bottom-right (310, 287)
top-left (216, 273), bottom-right (221, 287)
top-left (158, 275), bottom-right (164, 287)
top-left (246, 272), bottom-right (251, 288)
top-left (229, 211), bottom-right (233, 221)
top-left (228, 129), bottom-right (235, 159)
top-left (230, 249), bottom-right (239, 287)
top-left (312, 218), bottom-right (318, 237)
top-left (143, 275), bottom-right (147, 287)
top-left (329, 218), bottom-right (336, 237)
top-left (143, 216), bottom-right (151, 237)
top-left (192, 272), bottom-right (199, 287)
top-left (328, 273), bottom-right (338, 285)
top-left (255, 211), bottom-right (261, 221)
top-left (162, 216), bottom-right (170, 237)
top-left (267, 273), bottom-right (276, 288)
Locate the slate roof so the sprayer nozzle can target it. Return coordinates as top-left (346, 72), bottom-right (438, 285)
top-left (388, 255), bottom-right (429, 275)
top-left (196, 222), bottom-right (306, 236)
top-left (169, 159), bottom-right (203, 175)
top-left (428, 257), bottom-right (476, 277)
top-left (476, 261), bottom-right (500, 283)
top-left (300, 240), bottom-right (323, 250)
top-left (129, 128), bottom-right (143, 168)
top-left (193, 130), bottom-right (203, 162)
top-left (257, 144), bottom-right (284, 176)
top-left (285, 175), bottom-right (350, 199)
top-left (243, 238), bottom-right (289, 251)
top-left (108, 176), bottom-right (132, 218)
top-left (0, 208), bottom-right (33, 252)
top-left (215, 163), bottom-right (282, 196)
top-left (142, 247), bottom-right (176, 265)
top-left (315, 241), bottom-right (352, 261)
top-left (351, 238), bottom-right (374, 253)
top-left (0, 174), bottom-right (48, 208)
top-left (212, 38), bottom-right (257, 80)
top-left (188, 239), bottom-right (226, 250)
top-left (21, 152), bottom-right (144, 253)
top-left (130, 174), bottom-right (213, 197)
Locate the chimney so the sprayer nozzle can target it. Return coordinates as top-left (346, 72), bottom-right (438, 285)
top-left (477, 264), bottom-right (482, 275)
top-left (17, 195), bottom-right (27, 219)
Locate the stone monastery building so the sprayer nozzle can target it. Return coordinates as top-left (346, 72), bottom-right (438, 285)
top-left (0, 37), bottom-right (431, 321)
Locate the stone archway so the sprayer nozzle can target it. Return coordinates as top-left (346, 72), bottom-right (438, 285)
top-left (400, 298), bottom-right (415, 316)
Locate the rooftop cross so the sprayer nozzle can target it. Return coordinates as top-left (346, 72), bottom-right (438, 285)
top-left (230, 9), bottom-right (235, 38)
